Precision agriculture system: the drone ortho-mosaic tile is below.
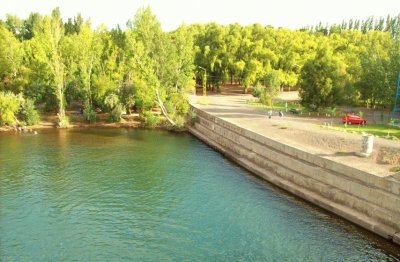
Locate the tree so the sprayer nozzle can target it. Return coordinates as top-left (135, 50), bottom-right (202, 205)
top-left (30, 8), bottom-right (68, 126)
top-left (1, 8), bottom-right (400, 127)
top-left (21, 12), bottom-right (42, 40)
top-left (64, 14), bottom-right (83, 35)
top-left (260, 72), bottom-right (281, 106)
top-left (65, 22), bottom-right (102, 120)
top-left (357, 31), bottom-right (392, 108)
top-left (0, 24), bottom-right (24, 92)
top-left (126, 7), bottom-right (194, 126)
top-left (90, 24), bottom-right (122, 111)
top-left (0, 91), bottom-right (20, 125)
top-left (167, 24), bottom-right (195, 94)
top-left (4, 14), bottom-right (24, 39)
top-left (299, 44), bottom-right (345, 110)
top-left (125, 7), bottom-right (159, 112)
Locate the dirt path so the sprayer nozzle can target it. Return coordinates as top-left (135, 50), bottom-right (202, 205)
top-left (190, 86), bottom-right (400, 176)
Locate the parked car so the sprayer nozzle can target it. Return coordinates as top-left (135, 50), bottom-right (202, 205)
top-left (289, 108), bottom-right (301, 114)
top-left (342, 115), bottom-right (367, 125)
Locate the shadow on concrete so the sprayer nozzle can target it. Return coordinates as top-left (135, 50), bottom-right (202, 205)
top-left (317, 152), bottom-right (358, 157)
top-left (203, 103), bottom-right (249, 108)
top-left (208, 113), bottom-right (268, 119)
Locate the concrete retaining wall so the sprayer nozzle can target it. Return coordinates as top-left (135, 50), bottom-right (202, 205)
top-left (189, 108), bottom-right (400, 245)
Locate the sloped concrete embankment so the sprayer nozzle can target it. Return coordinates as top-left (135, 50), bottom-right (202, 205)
top-left (188, 108), bottom-right (400, 245)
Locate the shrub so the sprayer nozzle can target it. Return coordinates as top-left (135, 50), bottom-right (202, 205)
top-left (83, 105), bottom-right (97, 123)
top-left (120, 86), bottom-right (135, 114)
top-left (108, 104), bottom-right (124, 123)
top-left (188, 109), bottom-right (197, 126)
top-left (168, 93), bottom-right (189, 115)
top-left (163, 100), bottom-right (176, 116)
top-left (259, 92), bottom-right (269, 105)
top-left (142, 111), bottom-right (159, 128)
top-left (104, 94), bottom-right (124, 122)
top-left (252, 84), bottom-right (264, 98)
top-left (174, 115), bottom-right (185, 129)
top-left (19, 99), bottom-right (40, 126)
top-left (0, 92), bottom-right (20, 126)
top-left (104, 94), bottom-right (120, 111)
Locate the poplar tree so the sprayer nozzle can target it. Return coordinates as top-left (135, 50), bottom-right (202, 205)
top-left (31, 8), bottom-right (68, 126)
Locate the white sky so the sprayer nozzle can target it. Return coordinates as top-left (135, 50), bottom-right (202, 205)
top-left (0, 0), bottom-right (399, 31)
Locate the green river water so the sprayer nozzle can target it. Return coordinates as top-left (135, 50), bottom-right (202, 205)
top-left (0, 129), bottom-right (399, 261)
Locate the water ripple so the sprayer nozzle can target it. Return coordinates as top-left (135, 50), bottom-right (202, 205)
top-left (0, 129), bottom-right (399, 261)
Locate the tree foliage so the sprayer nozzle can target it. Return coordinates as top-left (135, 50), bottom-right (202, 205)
top-left (0, 91), bottom-right (20, 125)
top-left (299, 44), bottom-right (346, 110)
top-left (0, 9), bottom-right (399, 127)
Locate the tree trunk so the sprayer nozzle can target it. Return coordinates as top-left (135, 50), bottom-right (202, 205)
top-left (88, 58), bottom-right (93, 107)
top-left (155, 89), bottom-right (176, 126)
top-left (58, 83), bottom-right (65, 117)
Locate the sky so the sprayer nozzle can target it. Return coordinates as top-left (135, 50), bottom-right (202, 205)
top-left (0, 0), bottom-right (399, 31)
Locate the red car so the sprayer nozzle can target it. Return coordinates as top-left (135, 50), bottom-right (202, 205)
top-left (342, 115), bottom-right (367, 125)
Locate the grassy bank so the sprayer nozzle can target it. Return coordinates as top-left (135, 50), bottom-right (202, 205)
top-left (329, 124), bottom-right (400, 140)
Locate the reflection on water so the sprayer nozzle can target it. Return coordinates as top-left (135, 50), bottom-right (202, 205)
top-left (0, 129), bottom-right (399, 261)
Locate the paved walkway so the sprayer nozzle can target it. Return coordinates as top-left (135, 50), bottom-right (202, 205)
top-left (190, 90), bottom-right (400, 177)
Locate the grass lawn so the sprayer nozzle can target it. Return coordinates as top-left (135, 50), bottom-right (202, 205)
top-left (330, 124), bottom-right (400, 140)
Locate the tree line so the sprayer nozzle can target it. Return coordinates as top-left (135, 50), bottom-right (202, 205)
top-left (303, 15), bottom-right (400, 37)
top-left (191, 15), bottom-right (400, 110)
top-left (0, 8), bottom-right (399, 127)
top-left (0, 7), bottom-right (194, 127)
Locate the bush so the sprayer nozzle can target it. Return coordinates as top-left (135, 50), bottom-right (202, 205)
top-left (188, 109), bottom-right (197, 126)
top-left (19, 99), bottom-right (40, 126)
top-left (104, 94), bottom-right (124, 122)
top-left (252, 84), bottom-right (264, 98)
top-left (108, 104), bottom-right (124, 123)
top-left (168, 93), bottom-right (189, 115)
top-left (174, 115), bottom-right (185, 129)
top-left (163, 100), bottom-right (176, 116)
top-left (104, 94), bottom-right (120, 111)
top-left (120, 85), bottom-right (135, 114)
top-left (259, 92), bottom-right (271, 106)
top-left (142, 111), bottom-right (159, 128)
top-left (83, 106), bottom-right (97, 123)
top-left (0, 92), bottom-right (20, 126)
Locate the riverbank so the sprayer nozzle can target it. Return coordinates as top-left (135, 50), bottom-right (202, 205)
top-left (0, 112), bottom-right (142, 132)
top-left (188, 93), bottom-right (400, 245)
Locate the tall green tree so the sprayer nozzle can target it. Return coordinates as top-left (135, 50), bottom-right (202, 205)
top-left (357, 31), bottom-right (392, 107)
top-left (299, 44), bottom-right (346, 110)
top-left (30, 8), bottom-right (68, 126)
top-left (69, 23), bottom-right (102, 114)
top-left (0, 24), bottom-right (24, 92)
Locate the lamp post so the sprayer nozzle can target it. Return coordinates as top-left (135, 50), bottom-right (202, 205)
top-left (198, 66), bottom-right (207, 99)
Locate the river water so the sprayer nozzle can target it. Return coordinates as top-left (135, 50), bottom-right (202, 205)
top-left (0, 129), bottom-right (399, 261)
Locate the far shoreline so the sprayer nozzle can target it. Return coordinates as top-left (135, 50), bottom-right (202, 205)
top-left (0, 115), bottom-right (188, 133)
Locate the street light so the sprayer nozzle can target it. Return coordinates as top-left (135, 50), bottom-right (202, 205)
top-left (198, 66), bottom-right (207, 99)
